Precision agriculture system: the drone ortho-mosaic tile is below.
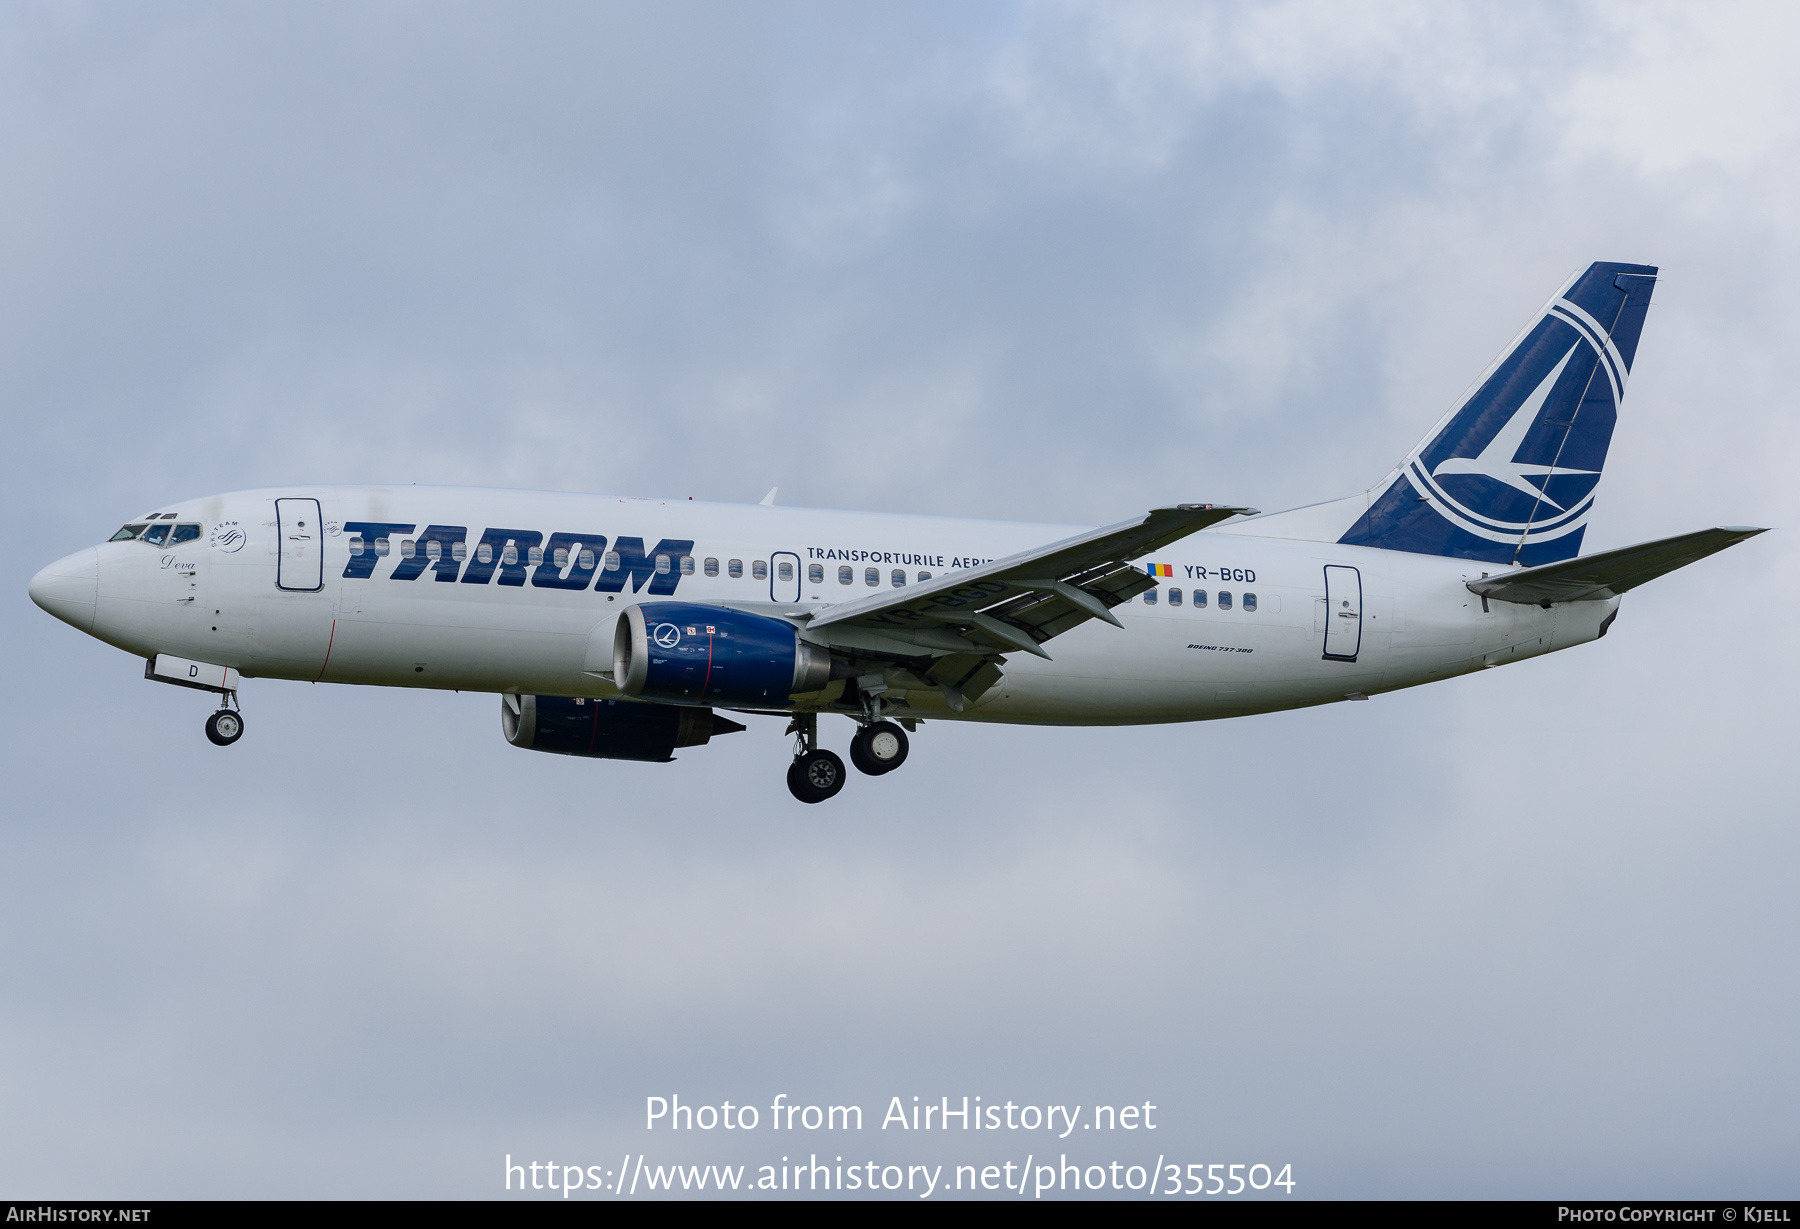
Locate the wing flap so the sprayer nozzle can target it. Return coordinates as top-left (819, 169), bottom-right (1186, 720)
top-left (976, 561), bottom-right (1156, 641)
top-left (806, 503), bottom-right (1255, 657)
top-left (1467, 526), bottom-right (1768, 606)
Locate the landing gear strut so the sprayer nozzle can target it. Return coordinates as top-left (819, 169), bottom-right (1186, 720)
top-left (205, 692), bottom-right (244, 747)
top-left (785, 712), bottom-right (845, 804)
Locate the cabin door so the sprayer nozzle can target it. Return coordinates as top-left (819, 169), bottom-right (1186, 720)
top-left (1322, 565), bottom-right (1362, 661)
top-left (275, 498), bottom-right (324, 592)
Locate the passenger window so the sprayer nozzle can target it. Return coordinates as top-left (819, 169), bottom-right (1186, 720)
top-left (680, 555), bottom-right (695, 575)
top-left (109, 525), bottom-right (147, 542)
top-left (778, 561), bottom-right (793, 581)
top-left (864, 567), bottom-right (878, 586)
top-left (918, 571), bottom-right (932, 582)
top-left (375, 537), bottom-right (391, 557)
top-left (838, 566), bottom-right (853, 584)
top-left (603, 551), bottom-right (619, 571)
top-left (578, 549), bottom-right (596, 570)
top-left (808, 563), bottom-right (823, 584)
top-left (652, 554), bottom-right (669, 574)
top-left (1218, 591), bottom-right (1233, 610)
top-left (891, 569), bottom-right (905, 587)
top-left (476, 543), bottom-right (493, 564)
top-left (142, 524), bottom-right (171, 546)
top-left (528, 546), bottom-right (544, 566)
top-left (1144, 587), bottom-right (1158, 605)
top-left (1168, 587), bottom-right (1183, 606)
top-left (348, 535), bottom-right (366, 556)
top-left (1194, 589), bottom-right (1207, 608)
top-left (1244, 592), bottom-right (1257, 612)
top-left (171, 524), bottom-right (201, 544)
top-left (451, 540), bottom-right (466, 562)
top-left (729, 558), bottom-right (743, 578)
top-left (500, 543), bottom-right (517, 565)
top-left (400, 538), bottom-right (417, 559)
top-left (704, 557), bottom-right (719, 577)
top-left (752, 560), bottom-right (768, 580)
top-left (552, 547), bottom-right (569, 568)
top-left (426, 540), bottom-right (443, 560)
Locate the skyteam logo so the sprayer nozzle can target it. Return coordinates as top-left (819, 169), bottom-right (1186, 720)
top-left (209, 521), bottom-right (246, 553)
top-left (1338, 261), bottom-right (1657, 566)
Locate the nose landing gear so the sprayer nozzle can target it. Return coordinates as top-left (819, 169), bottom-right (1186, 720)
top-left (204, 693), bottom-right (244, 746)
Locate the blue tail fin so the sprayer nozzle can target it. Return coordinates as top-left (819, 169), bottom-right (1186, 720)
top-left (1339, 262), bottom-right (1658, 566)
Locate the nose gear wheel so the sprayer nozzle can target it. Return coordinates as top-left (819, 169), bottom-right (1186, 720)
top-left (205, 709), bottom-right (244, 746)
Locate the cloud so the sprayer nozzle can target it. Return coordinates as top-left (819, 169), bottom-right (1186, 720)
top-left (2, 0), bottom-right (1794, 1198)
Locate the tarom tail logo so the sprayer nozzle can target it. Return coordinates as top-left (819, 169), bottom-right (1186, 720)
top-left (1405, 295), bottom-right (1626, 554)
top-left (1338, 262), bottom-right (1657, 567)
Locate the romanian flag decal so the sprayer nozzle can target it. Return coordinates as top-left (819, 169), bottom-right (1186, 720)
top-left (1146, 563), bottom-right (1173, 577)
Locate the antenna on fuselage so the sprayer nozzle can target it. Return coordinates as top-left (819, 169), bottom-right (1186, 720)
top-left (760, 487), bottom-right (779, 506)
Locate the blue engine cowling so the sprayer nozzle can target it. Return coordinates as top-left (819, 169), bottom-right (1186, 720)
top-left (613, 601), bottom-right (832, 707)
top-left (501, 694), bottom-right (745, 762)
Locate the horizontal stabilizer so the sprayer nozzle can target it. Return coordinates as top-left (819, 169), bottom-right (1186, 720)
top-left (1467, 526), bottom-right (1768, 606)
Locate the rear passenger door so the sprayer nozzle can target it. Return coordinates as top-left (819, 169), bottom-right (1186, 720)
top-left (1322, 564), bottom-right (1362, 661)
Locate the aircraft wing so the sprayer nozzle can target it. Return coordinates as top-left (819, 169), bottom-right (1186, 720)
top-left (804, 503), bottom-right (1256, 659)
top-left (1466, 526), bottom-right (1768, 606)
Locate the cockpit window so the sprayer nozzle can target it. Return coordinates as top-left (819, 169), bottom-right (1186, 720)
top-left (113, 521), bottom-right (201, 545)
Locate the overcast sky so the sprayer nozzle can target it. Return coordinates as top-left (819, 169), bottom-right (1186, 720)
top-left (3, 0), bottom-right (1795, 1200)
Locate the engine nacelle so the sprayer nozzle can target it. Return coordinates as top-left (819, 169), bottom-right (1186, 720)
top-left (501, 694), bottom-right (745, 762)
top-left (613, 602), bottom-right (831, 707)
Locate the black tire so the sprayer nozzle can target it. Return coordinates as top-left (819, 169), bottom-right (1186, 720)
top-left (205, 709), bottom-right (244, 746)
top-left (849, 720), bottom-right (909, 775)
top-left (787, 749), bottom-right (847, 803)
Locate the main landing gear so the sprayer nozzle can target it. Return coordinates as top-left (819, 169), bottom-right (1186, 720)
top-left (783, 711), bottom-right (913, 803)
top-left (785, 713), bottom-right (845, 804)
top-left (850, 720), bottom-right (909, 775)
top-left (205, 693), bottom-right (244, 747)
top-left (788, 749), bottom-right (846, 804)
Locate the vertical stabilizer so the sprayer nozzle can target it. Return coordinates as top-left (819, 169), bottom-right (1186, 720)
top-left (1240, 262), bottom-right (1658, 565)
top-left (1340, 261), bottom-right (1657, 565)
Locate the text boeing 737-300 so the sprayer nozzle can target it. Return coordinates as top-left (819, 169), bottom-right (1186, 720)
top-left (28, 262), bottom-right (1767, 802)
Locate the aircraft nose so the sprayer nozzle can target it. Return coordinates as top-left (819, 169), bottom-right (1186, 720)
top-left (29, 547), bottom-right (98, 633)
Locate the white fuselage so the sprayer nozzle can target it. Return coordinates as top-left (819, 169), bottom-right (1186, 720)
top-left (59, 484), bottom-right (1614, 726)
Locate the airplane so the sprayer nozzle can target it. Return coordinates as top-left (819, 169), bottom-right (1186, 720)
top-left (28, 261), bottom-right (1767, 803)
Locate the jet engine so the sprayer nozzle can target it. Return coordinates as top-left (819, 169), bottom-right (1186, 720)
top-left (501, 693), bottom-right (745, 762)
top-left (613, 601), bottom-right (832, 707)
